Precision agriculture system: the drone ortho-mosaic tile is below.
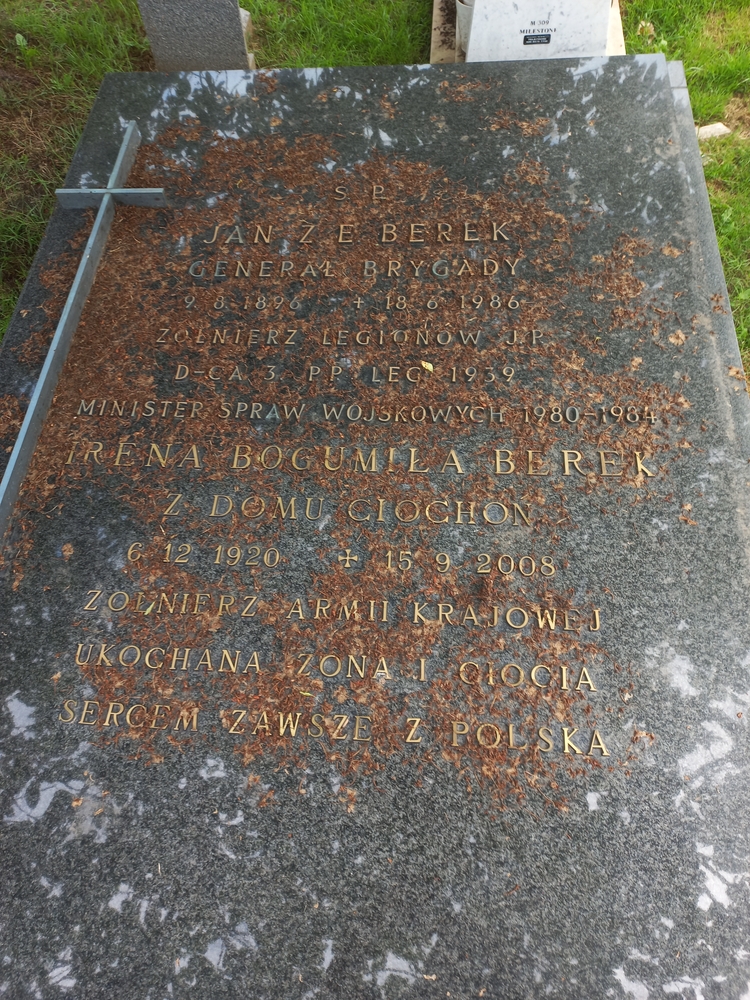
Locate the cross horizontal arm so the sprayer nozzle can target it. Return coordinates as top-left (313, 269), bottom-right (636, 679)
top-left (56, 188), bottom-right (167, 208)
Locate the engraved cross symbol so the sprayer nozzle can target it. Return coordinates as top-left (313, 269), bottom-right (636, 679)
top-left (0, 121), bottom-right (167, 531)
top-left (338, 549), bottom-right (359, 568)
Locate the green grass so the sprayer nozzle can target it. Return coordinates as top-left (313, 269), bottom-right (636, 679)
top-left (0, 0), bottom-right (150, 336)
top-left (703, 137), bottom-right (750, 346)
top-left (6, 0), bottom-right (148, 84)
top-left (623, 0), bottom-right (750, 354)
top-left (240, 0), bottom-right (432, 69)
top-left (623, 0), bottom-right (750, 122)
top-left (1, 0), bottom-right (749, 358)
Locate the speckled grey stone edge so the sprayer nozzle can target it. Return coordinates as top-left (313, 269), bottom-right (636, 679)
top-left (667, 59), bottom-right (750, 460)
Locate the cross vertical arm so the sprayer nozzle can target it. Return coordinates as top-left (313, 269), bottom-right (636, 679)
top-left (0, 194), bottom-right (116, 533)
top-left (0, 121), bottom-right (166, 536)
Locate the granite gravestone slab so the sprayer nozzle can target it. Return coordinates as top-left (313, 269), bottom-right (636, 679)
top-left (1, 56), bottom-right (750, 999)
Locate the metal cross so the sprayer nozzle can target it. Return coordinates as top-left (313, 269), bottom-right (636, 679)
top-left (0, 121), bottom-right (167, 532)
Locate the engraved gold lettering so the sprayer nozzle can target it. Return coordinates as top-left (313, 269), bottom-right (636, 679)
top-left (114, 440), bottom-right (136, 466)
top-left (292, 448), bottom-right (310, 470)
top-left (459, 661), bottom-right (478, 683)
top-left (538, 727), bottom-right (554, 751)
top-left (299, 223), bottom-right (316, 244)
top-left (279, 712), bottom-right (301, 736)
top-left (225, 225), bottom-right (245, 245)
top-left (346, 654), bottom-right (365, 678)
top-left (635, 452), bottom-right (655, 477)
top-left (170, 648), bottom-right (192, 671)
top-left (149, 705), bottom-right (170, 730)
top-left (78, 700), bottom-right (99, 725)
top-left (588, 731), bottom-right (610, 755)
top-left (354, 716), bottom-right (372, 741)
top-left (476, 723), bottom-right (501, 748)
top-left (526, 450), bottom-right (549, 475)
top-left (163, 493), bottom-right (183, 517)
top-left (426, 500), bottom-right (449, 523)
top-left (506, 607), bottom-right (529, 629)
top-left (144, 648), bottom-right (165, 669)
top-left (501, 663), bottom-right (524, 686)
top-left (228, 710), bottom-right (246, 734)
top-left (562, 450), bottom-right (584, 476)
top-left (232, 445), bottom-right (251, 469)
top-left (452, 721), bottom-right (469, 745)
top-left (193, 593), bottom-right (210, 615)
top-left (118, 645), bottom-right (141, 667)
top-left (173, 707), bottom-right (199, 731)
top-left (82, 442), bottom-right (103, 464)
top-left (126, 704), bottom-right (147, 727)
top-left (296, 654), bottom-right (313, 676)
top-left (308, 714), bottom-right (325, 738)
top-left (354, 448), bottom-right (378, 472)
top-left (482, 502), bottom-right (508, 524)
top-left (535, 608), bottom-right (557, 630)
top-left (531, 664), bottom-right (551, 687)
top-left (196, 649), bottom-right (214, 671)
top-left (331, 715), bottom-right (349, 740)
top-left (576, 667), bottom-right (596, 690)
top-left (441, 449), bottom-right (464, 474)
top-left (83, 590), bottom-right (101, 612)
top-left (107, 592), bottom-right (129, 612)
top-left (437, 602), bottom-right (455, 624)
top-left (242, 652), bottom-right (260, 673)
top-left (252, 711), bottom-right (270, 734)
top-left (405, 718), bottom-right (423, 743)
top-left (373, 656), bottom-right (390, 677)
top-left (508, 724), bottom-right (527, 750)
top-left (563, 727), bottom-right (583, 754)
top-left (319, 654), bottom-right (340, 676)
top-left (413, 602), bottom-right (430, 624)
top-left (598, 450), bottom-right (623, 476)
top-left (59, 700), bottom-right (77, 723)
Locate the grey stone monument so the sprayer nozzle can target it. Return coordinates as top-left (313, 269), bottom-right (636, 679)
top-left (1, 56), bottom-right (749, 997)
top-left (137, 0), bottom-right (253, 71)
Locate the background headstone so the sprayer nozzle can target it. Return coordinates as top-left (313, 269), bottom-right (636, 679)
top-left (466, 0), bottom-right (615, 61)
top-left (136, 0), bottom-right (253, 71)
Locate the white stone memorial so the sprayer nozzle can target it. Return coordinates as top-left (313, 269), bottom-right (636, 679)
top-left (465, 0), bottom-right (615, 62)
